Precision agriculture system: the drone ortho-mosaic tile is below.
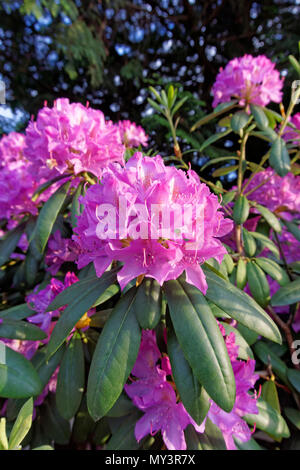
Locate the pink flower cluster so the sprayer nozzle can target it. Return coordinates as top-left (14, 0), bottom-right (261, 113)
top-left (0, 132), bottom-right (26, 168)
top-left (24, 99), bottom-right (147, 180)
top-left (245, 167), bottom-right (300, 220)
top-left (212, 55), bottom-right (283, 108)
top-left (125, 328), bottom-right (258, 450)
top-left (74, 153), bottom-right (233, 292)
top-left (118, 120), bottom-right (148, 148)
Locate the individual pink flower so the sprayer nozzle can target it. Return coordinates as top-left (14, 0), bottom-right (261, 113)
top-left (212, 55), bottom-right (283, 108)
top-left (45, 230), bottom-right (81, 275)
top-left (125, 329), bottom-right (258, 450)
top-left (117, 120), bottom-right (148, 147)
top-left (0, 132), bottom-right (26, 169)
top-left (24, 98), bottom-right (125, 180)
top-left (74, 153), bottom-right (233, 293)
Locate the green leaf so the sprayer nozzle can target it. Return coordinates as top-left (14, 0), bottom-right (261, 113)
top-left (8, 398), bottom-right (33, 450)
top-left (287, 369), bottom-right (300, 393)
top-left (56, 334), bottom-right (85, 420)
top-left (199, 129), bottom-right (232, 152)
top-left (0, 303), bottom-right (37, 321)
top-left (106, 393), bottom-right (136, 418)
top-left (250, 104), bottom-right (269, 130)
top-left (289, 55), bottom-right (300, 76)
top-left (231, 110), bottom-right (250, 132)
top-left (247, 261), bottom-right (270, 308)
top-left (221, 190), bottom-right (236, 206)
top-left (212, 165), bottom-right (238, 177)
top-left (236, 259), bottom-right (247, 290)
top-left (250, 231), bottom-right (280, 259)
top-left (261, 380), bottom-right (280, 414)
top-left (92, 284), bottom-right (119, 307)
top-left (269, 137), bottom-right (291, 177)
top-left (168, 331), bottom-right (210, 424)
top-left (244, 399), bottom-right (290, 439)
top-left (0, 223), bottom-right (25, 267)
top-left (30, 180), bottom-right (71, 257)
top-left (233, 195), bottom-right (250, 225)
top-left (185, 419), bottom-right (227, 450)
top-left (147, 98), bottom-right (163, 114)
top-left (234, 437), bottom-right (263, 450)
top-left (202, 267), bottom-right (281, 344)
top-left (0, 418), bottom-right (8, 450)
top-left (0, 342), bottom-right (42, 398)
top-left (0, 320), bottom-right (47, 341)
top-left (70, 181), bottom-right (84, 228)
top-left (42, 398), bottom-right (71, 445)
top-left (47, 271), bottom-right (117, 358)
top-left (254, 258), bottom-right (290, 286)
top-left (106, 411), bottom-right (142, 450)
top-left (87, 287), bottom-right (141, 421)
top-left (164, 278), bottom-right (235, 412)
top-left (237, 323), bottom-right (259, 346)
top-left (243, 228), bottom-right (257, 257)
top-left (32, 344), bottom-right (65, 389)
top-left (254, 204), bottom-right (282, 233)
top-left (253, 342), bottom-right (287, 383)
top-left (284, 407), bottom-right (300, 430)
top-left (171, 96), bottom-right (188, 117)
top-left (190, 101), bottom-right (237, 131)
top-left (32, 174), bottom-right (70, 199)
top-left (271, 278), bottom-right (300, 307)
top-left (132, 278), bottom-right (162, 329)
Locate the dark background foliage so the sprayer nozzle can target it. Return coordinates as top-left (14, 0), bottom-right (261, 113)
top-left (0, 0), bottom-right (299, 182)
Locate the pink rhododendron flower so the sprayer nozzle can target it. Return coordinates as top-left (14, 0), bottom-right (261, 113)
top-left (212, 55), bottom-right (283, 108)
top-left (74, 153), bottom-right (233, 292)
top-left (0, 132), bottom-right (26, 169)
top-left (45, 230), bottom-right (81, 275)
top-left (117, 120), bottom-right (148, 147)
top-left (24, 98), bottom-right (125, 180)
top-left (244, 168), bottom-right (300, 220)
top-left (125, 329), bottom-right (258, 450)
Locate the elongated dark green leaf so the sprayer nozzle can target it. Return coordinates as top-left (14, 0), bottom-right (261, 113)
top-left (212, 165), bottom-right (238, 177)
top-left (164, 278), bottom-right (235, 412)
top-left (271, 278), bottom-right (300, 307)
top-left (0, 320), bottom-right (47, 341)
top-left (0, 417), bottom-right (8, 450)
top-left (254, 258), bottom-right (289, 286)
top-left (244, 399), bottom-right (290, 439)
top-left (87, 287), bottom-right (141, 421)
top-left (47, 271), bottom-right (117, 358)
top-left (231, 110), bottom-right (250, 132)
top-left (8, 398), bottom-right (33, 449)
top-left (287, 369), bottom-right (300, 393)
top-left (106, 411), bottom-right (142, 450)
top-left (0, 223), bottom-right (25, 267)
top-left (92, 284), bottom-right (119, 307)
top-left (219, 322), bottom-right (253, 360)
top-left (254, 203), bottom-right (282, 233)
top-left (234, 437), bottom-right (263, 450)
top-left (202, 267), bottom-right (281, 344)
top-left (106, 393), bottom-right (136, 418)
top-left (243, 228), bottom-right (257, 257)
top-left (0, 342), bottom-right (42, 398)
top-left (250, 231), bottom-right (280, 259)
top-left (32, 174), bottom-right (70, 199)
top-left (31, 180), bottom-right (71, 257)
top-left (168, 331), bottom-right (210, 424)
top-left (269, 137), bottom-right (291, 177)
top-left (132, 278), bottom-right (162, 329)
top-left (32, 344), bottom-right (65, 389)
top-left (221, 190), bottom-right (236, 206)
top-left (253, 342), bottom-right (287, 383)
top-left (250, 104), bottom-right (269, 130)
top-left (247, 261), bottom-right (270, 308)
top-left (185, 419), bottom-right (227, 450)
top-left (261, 380), bottom-right (280, 414)
top-left (284, 407), bottom-right (300, 430)
top-left (42, 398), bottom-right (71, 445)
top-left (0, 304), bottom-right (35, 321)
top-left (56, 333), bottom-right (85, 420)
top-left (236, 259), bottom-right (247, 290)
top-left (237, 323), bottom-right (259, 346)
top-left (190, 100), bottom-right (237, 131)
top-left (71, 182), bottom-right (84, 228)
